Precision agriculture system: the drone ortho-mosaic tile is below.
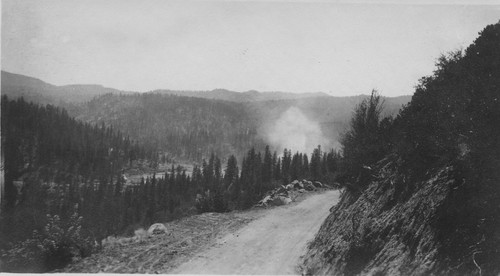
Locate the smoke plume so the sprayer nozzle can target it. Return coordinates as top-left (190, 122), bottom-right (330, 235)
top-left (264, 107), bottom-right (328, 154)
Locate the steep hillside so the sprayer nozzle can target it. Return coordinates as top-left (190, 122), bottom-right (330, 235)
top-left (0, 96), bottom-right (157, 271)
top-left (302, 21), bottom-right (500, 275)
top-left (76, 93), bottom-right (265, 161)
top-left (1, 71), bottom-right (132, 104)
top-left (76, 92), bottom-right (409, 161)
top-left (1, 71), bottom-right (59, 105)
top-left (2, 71), bottom-right (409, 161)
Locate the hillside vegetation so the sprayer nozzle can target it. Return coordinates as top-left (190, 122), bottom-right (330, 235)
top-left (76, 93), bottom-right (265, 160)
top-left (0, 97), bottom-right (159, 271)
top-left (302, 21), bottom-right (500, 275)
top-left (2, 71), bottom-right (410, 162)
top-left (0, 96), bottom-right (340, 272)
top-left (154, 88), bottom-right (331, 102)
top-left (75, 92), bottom-right (409, 161)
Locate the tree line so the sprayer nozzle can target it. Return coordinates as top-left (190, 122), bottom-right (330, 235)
top-left (0, 96), bottom-right (156, 271)
top-left (194, 145), bottom-right (340, 212)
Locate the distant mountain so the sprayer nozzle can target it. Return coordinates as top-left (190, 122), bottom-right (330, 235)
top-left (1, 71), bottom-right (332, 105)
top-left (2, 70), bottom-right (411, 160)
top-left (74, 92), bottom-right (410, 161)
top-left (76, 93), bottom-right (265, 161)
top-left (154, 88), bottom-right (331, 102)
top-left (2, 70), bottom-right (409, 108)
top-left (1, 71), bottom-right (134, 104)
top-left (1, 71), bottom-right (58, 104)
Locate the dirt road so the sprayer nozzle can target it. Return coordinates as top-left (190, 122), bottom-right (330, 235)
top-left (172, 190), bottom-right (340, 275)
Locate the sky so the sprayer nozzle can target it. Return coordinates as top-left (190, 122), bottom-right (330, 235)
top-left (2, 0), bottom-right (500, 96)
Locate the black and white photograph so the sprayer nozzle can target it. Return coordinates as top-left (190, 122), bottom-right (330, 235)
top-left (1, 0), bottom-right (500, 274)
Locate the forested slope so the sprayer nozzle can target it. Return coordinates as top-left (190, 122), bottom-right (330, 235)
top-left (75, 92), bottom-right (409, 161)
top-left (302, 21), bottom-right (500, 275)
top-left (154, 88), bottom-right (330, 102)
top-left (0, 96), bottom-right (157, 271)
top-left (2, 70), bottom-right (410, 162)
top-left (0, 96), bottom-right (341, 272)
top-left (76, 93), bottom-right (266, 160)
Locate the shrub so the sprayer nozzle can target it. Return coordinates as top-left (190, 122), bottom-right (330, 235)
top-left (1, 211), bottom-right (95, 272)
top-left (194, 190), bottom-right (228, 213)
top-left (195, 192), bottom-right (212, 213)
top-left (340, 90), bottom-right (389, 188)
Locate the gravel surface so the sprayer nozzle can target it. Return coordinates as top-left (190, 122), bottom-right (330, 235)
top-left (172, 190), bottom-right (340, 275)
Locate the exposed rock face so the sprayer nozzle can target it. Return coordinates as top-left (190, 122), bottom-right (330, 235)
top-left (302, 21), bottom-right (500, 276)
top-left (301, 166), bottom-right (459, 275)
top-left (148, 223), bottom-right (168, 235)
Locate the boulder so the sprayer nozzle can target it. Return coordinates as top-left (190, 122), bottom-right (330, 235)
top-left (294, 182), bottom-right (304, 189)
top-left (282, 196), bottom-right (292, 204)
top-left (276, 185), bottom-right (287, 194)
top-left (270, 197), bottom-right (284, 206)
top-left (313, 181), bottom-right (323, 188)
top-left (276, 191), bottom-right (288, 197)
top-left (147, 223), bottom-right (168, 235)
top-left (259, 195), bottom-right (272, 205)
top-left (270, 196), bottom-right (292, 206)
top-left (305, 184), bottom-right (315, 191)
top-left (286, 184), bottom-right (295, 190)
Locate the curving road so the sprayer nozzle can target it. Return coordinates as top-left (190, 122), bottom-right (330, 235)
top-left (172, 190), bottom-right (340, 275)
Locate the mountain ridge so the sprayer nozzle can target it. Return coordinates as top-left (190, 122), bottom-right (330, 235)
top-left (2, 70), bottom-right (411, 162)
top-left (1, 71), bottom-right (134, 104)
top-left (1, 70), bottom-right (411, 104)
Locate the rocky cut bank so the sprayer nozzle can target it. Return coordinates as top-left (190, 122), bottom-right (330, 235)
top-left (301, 21), bottom-right (500, 275)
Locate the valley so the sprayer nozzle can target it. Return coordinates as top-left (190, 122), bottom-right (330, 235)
top-left (2, 3), bottom-right (500, 275)
top-left (1, 70), bottom-right (410, 161)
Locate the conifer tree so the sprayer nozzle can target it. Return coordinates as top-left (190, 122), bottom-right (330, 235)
top-left (224, 155), bottom-right (239, 191)
top-left (340, 90), bottom-right (386, 185)
top-left (310, 145), bottom-right (322, 181)
top-left (281, 149), bottom-right (291, 184)
top-left (262, 145), bottom-right (273, 184)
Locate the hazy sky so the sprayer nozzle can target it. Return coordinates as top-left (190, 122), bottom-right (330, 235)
top-left (2, 0), bottom-right (500, 96)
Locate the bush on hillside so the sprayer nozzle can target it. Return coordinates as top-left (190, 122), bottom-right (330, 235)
top-left (194, 190), bottom-right (229, 213)
top-left (339, 90), bottom-right (391, 190)
top-left (1, 210), bottom-right (95, 272)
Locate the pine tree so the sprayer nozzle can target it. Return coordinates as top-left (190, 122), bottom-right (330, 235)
top-left (274, 157), bottom-right (282, 181)
top-left (262, 145), bottom-right (273, 184)
top-left (340, 90), bottom-right (386, 185)
top-left (291, 152), bottom-right (301, 181)
top-left (302, 153), bottom-right (309, 179)
top-left (310, 145), bottom-right (322, 181)
top-left (214, 156), bottom-right (222, 189)
top-left (281, 149), bottom-right (291, 184)
top-left (224, 155), bottom-right (239, 191)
